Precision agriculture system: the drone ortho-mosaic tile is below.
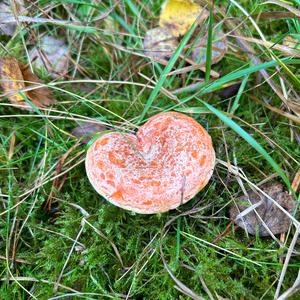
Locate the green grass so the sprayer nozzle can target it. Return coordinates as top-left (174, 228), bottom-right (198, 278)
top-left (0, 0), bottom-right (300, 299)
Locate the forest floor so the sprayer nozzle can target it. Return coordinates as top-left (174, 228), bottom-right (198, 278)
top-left (0, 0), bottom-right (300, 299)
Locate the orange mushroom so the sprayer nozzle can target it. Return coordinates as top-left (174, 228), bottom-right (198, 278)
top-left (85, 112), bottom-right (215, 214)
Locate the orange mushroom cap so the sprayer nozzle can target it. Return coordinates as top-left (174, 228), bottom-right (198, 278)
top-left (85, 112), bottom-right (215, 214)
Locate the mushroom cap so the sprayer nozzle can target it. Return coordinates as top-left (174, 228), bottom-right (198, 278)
top-left (85, 112), bottom-right (215, 214)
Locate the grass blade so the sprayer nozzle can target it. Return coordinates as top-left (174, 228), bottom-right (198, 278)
top-left (200, 100), bottom-right (291, 188)
top-left (230, 74), bottom-right (249, 115)
top-left (174, 58), bottom-right (300, 96)
top-left (205, 3), bottom-right (214, 83)
top-left (138, 19), bottom-right (199, 123)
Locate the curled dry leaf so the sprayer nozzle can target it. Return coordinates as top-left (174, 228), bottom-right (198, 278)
top-left (230, 182), bottom-right (296, 236)
top-left (190, 29), bottom-right (228, 66)
top-left (0, 0), bottom-right (25, 36)
top-left (143, 27), bottom-right (178, 63)
top-left (159, 0), bottom-right (208, 37)
top-left (29, 36), bottom-right (69, 78)
top-left (0, 57), bottom-right (55, 109)
top-left (71, 123), bottom-right (108, 144)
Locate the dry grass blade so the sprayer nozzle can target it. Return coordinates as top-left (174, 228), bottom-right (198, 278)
top-left (0, 255), bottom-right (31, 265)
top-left (54, 222), bottom-right (85, 292)
top-left (248, 94), bottom-right (300, 124)
top-left (224, 18), bottom-right (299, 117)
top-left (160, 235), bottom-right (204, 300)
top-left (229, 35), bottom-right (300, 57)
top-left (84, 219), bottom-right (125, 268)
top-left (275, 226), bottom-right (300, 298)
top-left (251, 11), bottom-right (300, 20)
top-left (158, 208), bottom-right (210, 299)
top-left (277, 269), bottom-right (300, 300)
top-left (262, 0), bottom-right (300, 17)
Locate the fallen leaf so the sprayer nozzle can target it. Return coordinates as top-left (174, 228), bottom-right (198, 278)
top-left (29, 36), bottom-right (69, 78)
top-left (143, 27), bottom-right (178, 63)
top-left (190, 28), bottom-right (228, 66)
top-left (0, 0), bottom-right (25, 36)
top-left (71, 123), bottom-right (108, 144)
top-left (218, 82), bottom-right (241, 99)
top-left (0, 57), bottom-right (25, 103)
top-left (0, 57), bottom-right (55, 109)
top-left (159, 0), bottom-right (208, 37)
top-left (230, 182), bottom-right (296, 236)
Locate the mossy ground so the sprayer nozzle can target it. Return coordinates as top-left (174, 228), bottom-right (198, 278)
top-left (0, 1), bottom-right (300, 299)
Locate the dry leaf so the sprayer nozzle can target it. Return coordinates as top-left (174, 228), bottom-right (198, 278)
top-left (190, 28), bottom-right (228, 66)
top-left (143, 27), bottom-right (178, 63)
top-left (159, 0), bottom-right (208, 37)
top-left (71, 123), bottom-right (108, 144)
top-left (0, 57), bottom-right (25, 103)
top-left (230, 182), bottom-right (296, 236)
top-left (0, 57), bottom-right (55, 109)
top-left (29, 36), bottom-right (69, 78)
top-left (218, 82), bottom-right (241, 99)
top-left (0, 0), bottom-right (25, 36)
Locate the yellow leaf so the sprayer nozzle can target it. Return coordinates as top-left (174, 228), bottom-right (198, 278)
top-left (159, 0), bottom-right (208, 37)
top-left (0, 57), bottom-right (55, 110)
top-left (0, 58), bottom-right (26, 103)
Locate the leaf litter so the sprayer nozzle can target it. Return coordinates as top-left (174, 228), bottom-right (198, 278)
top-left (29, 36), bottom-right (70, 78)
top-left (71, 123), bottom-right (108, 144)
top-left (230, 182), bottom-right (296, 236)
top-left (143, 27), bottom-right (178, 63)
top-left (0, 57), bottom-right (55, 109)
top-left (143, 0), bottom-right (227, 72)
top-left (0, 0), bottom-right (26, 36)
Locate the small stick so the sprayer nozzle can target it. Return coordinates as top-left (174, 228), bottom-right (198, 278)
top-left (0, 255), bottom-right (31, 265)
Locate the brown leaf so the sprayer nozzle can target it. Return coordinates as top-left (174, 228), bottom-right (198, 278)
top-left (230, 182), bottom-right (296, 236)
top-left (71, 123), bottom-right (108, 144)
top-left (19, 63), bottom-right (54, 107)
top-left (143, 27), bottom-right (178, 64)
top-left (0, 57), bottom-right (55, 109)
top-left (218, 82), bottom-right (241, 100)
